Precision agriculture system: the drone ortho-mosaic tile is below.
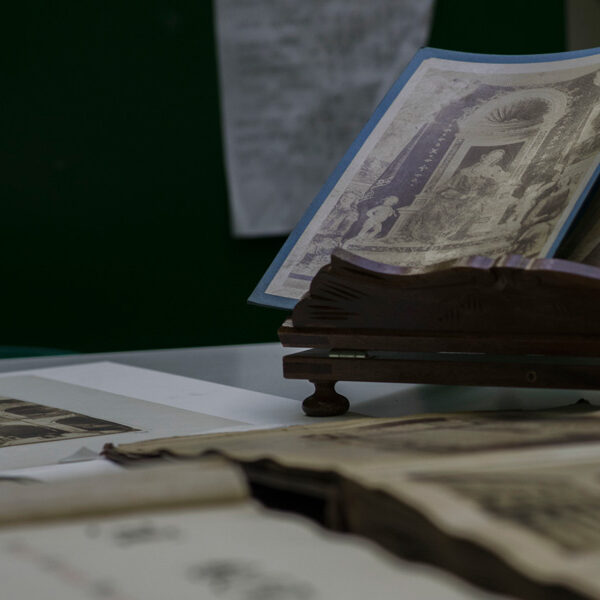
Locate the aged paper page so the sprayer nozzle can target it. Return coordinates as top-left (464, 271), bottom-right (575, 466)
top-left (367, 443), bottom-right (600, 599)
top-left (215, 0), bottom-right (434, 236)
top-left (111, 402), bottom-right (600, 476)
top-left (0, 488), bottom-right (499, 599)
top-left (0, 460), bottom-right (248, 527)
top-left (262, 51), bottom-right (600, 303)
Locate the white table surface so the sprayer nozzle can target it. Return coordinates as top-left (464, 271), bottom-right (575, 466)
top-left (0, 345), bottom-right (569, 599)
top-left (1, 343), bottom-right (598, 418)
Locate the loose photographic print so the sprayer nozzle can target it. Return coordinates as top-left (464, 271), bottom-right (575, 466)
top-left (252, 48), bottom-right (600, 308)
top-left (0, 397), bottom-right (136, 448)
top-left (0, 372), bottom-right (250, 471)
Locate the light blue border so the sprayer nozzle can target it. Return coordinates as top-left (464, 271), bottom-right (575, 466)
top-left (248, 46), bottom-right (600, 310)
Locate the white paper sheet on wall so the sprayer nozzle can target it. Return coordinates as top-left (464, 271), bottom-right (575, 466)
top-left (215, 0), bottom-right (434, 236)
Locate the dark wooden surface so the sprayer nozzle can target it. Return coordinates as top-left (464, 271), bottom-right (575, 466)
top-left (284, 350), bottom-right (600, 390)
top-left (292, 250), bottom-right (600, 336)
top-left (280, 321), bottom-right (600, 356)
top-left (281, 251), bottom-right (600, 415)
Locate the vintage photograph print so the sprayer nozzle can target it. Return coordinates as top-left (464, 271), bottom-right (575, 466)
top-left (253, 48), bottom-right (600, 308)
top-left (0, 397), bottom-right (136, 448)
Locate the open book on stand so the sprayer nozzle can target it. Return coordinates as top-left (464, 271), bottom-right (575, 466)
top-left (249, 47), bottom-right (600, 416)
top-left (250, 46), bottom-right (600, 310)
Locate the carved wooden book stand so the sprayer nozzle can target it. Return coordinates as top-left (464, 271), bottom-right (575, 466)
top-left (279, 249), bottom-right (600, 416)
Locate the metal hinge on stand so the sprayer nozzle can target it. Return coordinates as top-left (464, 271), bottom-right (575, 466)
top-left (328, 350), bottom-right (368, 359)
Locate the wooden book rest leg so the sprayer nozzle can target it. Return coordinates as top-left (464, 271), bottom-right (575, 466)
top-left (303, 380), bottom-right (349, 417)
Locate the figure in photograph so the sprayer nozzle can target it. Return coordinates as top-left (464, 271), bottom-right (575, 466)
top-left (349, 195), bottom-right (399, 241)
top-left (410, 148), bottom-right (510, 243)
top-left (442, 148), bottom-right (507, 198)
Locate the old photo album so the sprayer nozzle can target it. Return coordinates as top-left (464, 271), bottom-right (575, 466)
top-left (250, 46), bottom-right (600, 309)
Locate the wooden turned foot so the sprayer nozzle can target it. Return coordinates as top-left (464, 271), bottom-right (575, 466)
top-left (302, 380), bottom-right (349, 417)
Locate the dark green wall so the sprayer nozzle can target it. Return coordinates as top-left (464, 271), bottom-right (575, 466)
top-left (429, 0), bottom-right (565, 54)
top-left (1, 1), bottom-right (565, 353)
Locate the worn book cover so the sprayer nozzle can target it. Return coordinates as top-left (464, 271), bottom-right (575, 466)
top-left (250, 47), bottom-right (600, 309)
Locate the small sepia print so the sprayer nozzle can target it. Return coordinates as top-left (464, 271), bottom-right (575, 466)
top-left (0, 397), bottom-right (136, 447)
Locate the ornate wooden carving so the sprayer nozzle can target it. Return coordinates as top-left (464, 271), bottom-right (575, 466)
top-left (291, 249), bottom-right (600, 335)
top-left (279, 250), bottom-right (600, 416)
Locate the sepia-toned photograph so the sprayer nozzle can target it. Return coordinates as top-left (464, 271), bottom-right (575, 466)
top-left (0, 396), bottom-right (136, 448)
top-left (261, 50), bottom-right (600, 304)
